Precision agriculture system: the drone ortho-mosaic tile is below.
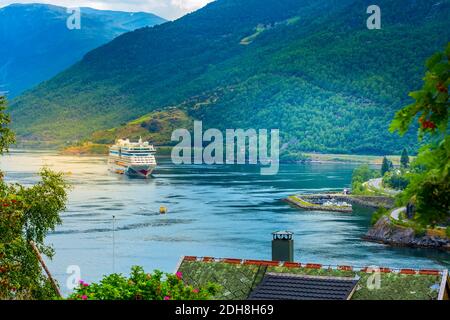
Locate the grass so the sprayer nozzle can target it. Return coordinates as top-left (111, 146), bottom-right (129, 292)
top-left (353, 272), bottom-right (441, 300)
top-left (271, 266), bottom-right (442, 300)
top-left (305, 153), bottom-right (415, 165)
top-left (240, 25), bottom-right (266, 45)
top-left (387, 213), bottom-right (449, 239)
top-left (178, 261), bottom-right (261, 300)
top-left (287, 196), bottom-right (352, 212)
top-left (286, 16), bottom-right (300, 25)
top-left (87, 109), bottom-right (193, 146)
top-left (61, 142), bottom-right (109, 155)
top-left (288, 196), bottom-right (313, 207)
top-left (178, 260), bottom-right (443, 300)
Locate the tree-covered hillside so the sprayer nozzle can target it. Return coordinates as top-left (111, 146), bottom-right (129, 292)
top-left (9, 0), bottom-right (450, 154)
top-left (0, 3), bottom-right (166, 97)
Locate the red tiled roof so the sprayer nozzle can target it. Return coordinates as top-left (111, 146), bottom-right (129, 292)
top-left (181, 256), bottom-right (445, 275)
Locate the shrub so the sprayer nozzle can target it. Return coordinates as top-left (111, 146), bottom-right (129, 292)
top-left (371, 207), bottom-right (388, 225)
top-left (141, 119), bottom-right (163, 133)
top-left (68, 266), bottom-right (220, 300)
top-left (413, 226), bottom-right (427, 237)
top-left (351, 165), bottom-right (379, 194)
top-left (383, 170), bottom-right (410, 190)
top-left (279, 152), bottom-right (308, 163)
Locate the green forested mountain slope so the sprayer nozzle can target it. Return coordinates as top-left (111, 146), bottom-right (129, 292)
top-left (0, 3), bottom-right (166, 98)
top-left (9, 0), bottom-right (450, 154)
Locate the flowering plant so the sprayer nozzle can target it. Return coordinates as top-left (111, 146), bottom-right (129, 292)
top-left (69, 266), bottom-right (220, 300)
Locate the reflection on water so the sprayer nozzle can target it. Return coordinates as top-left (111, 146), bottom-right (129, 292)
top-left (1, 150), bottom-right (449, 294)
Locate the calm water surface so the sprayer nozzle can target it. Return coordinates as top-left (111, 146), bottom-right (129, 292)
top-left (1, 150), bottom-right (448, 294)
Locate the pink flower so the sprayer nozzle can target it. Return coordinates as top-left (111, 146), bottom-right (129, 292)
top-left (83, 283), bottom-right (89, 287)
top-left (81, 295), bottom-right (88, 300)
top-left (193, 289), bottom-right (199, 293)
top-left (79, 280), bottom-right (84, 285)
top-left (164, 296), bottom-right (170, 300)
top-left (175, 271), bottom-right (183, 279)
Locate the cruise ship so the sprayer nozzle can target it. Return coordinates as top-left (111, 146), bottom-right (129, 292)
top-left (108, 138), bottom-right (157, 178)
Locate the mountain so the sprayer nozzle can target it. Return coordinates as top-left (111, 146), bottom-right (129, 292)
top-left (0, 3), bottom-right (166, 97)
top-left (9, 0), bottom-right (450, 154)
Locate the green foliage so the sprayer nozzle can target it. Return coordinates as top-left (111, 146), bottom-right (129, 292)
top-left (446, 226), bottom-right (450, 237)
top-left (1, 96), bottom-right (70, 299)
top-left (371, 207), bottom-right (388, 225)
top-left (351, 164), bottom-right (378, 194)
top-left (381, 156), bottom-right (394, 176)
top-left (10, 0), bottom-right (450, 155)
top-left (391, 43), bottom-right (449, 226)
top-left (0, 96), bottom-right (15, 154)
top-left (390, 43), bottom-right (449, 137)
top-left (400, 148), bottom-right (410, 168)
top-left (62, 142), bottom-right (110, 155)
top-left (180, 260), bottom-right (442, 300)
top-left (178, 260), bottom-right (262, 300)
top-left (0, 168), bottom-right (69, 299)
top-left (279, 151), bottom-right (309, 163)
top-left (90, 109), bottom-right (194, 147)
top-left (383, 169), bottom-right (410, 190)
top-left (68, 266), bottom-right (220, 300)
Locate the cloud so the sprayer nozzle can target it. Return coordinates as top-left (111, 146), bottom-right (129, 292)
top-left (0, 0), bottom-right (214, 20)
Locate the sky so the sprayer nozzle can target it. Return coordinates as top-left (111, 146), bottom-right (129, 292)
top-left (0, 0), bottom-right (214, 20)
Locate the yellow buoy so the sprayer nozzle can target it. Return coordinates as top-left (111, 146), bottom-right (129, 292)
top-left (159, 206), bottom-right (167, 214)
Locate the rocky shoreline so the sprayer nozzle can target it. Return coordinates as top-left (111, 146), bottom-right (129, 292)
top-left (364, 216), bottom-right (450, 250)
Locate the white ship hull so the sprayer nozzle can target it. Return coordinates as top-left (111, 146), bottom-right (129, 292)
top-left (109, 159), bottom-right (156, 178)
top-left (108, 138), bottom-right (157, 179)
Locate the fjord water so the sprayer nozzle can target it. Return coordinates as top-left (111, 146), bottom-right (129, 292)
top-left (1, 150), bottom-right (449, 294)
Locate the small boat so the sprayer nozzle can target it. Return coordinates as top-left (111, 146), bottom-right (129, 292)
top-left (108, 138), bottom-right (157, 178)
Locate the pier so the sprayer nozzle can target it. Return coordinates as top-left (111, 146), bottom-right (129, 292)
top-left (285, 193), bottom-right (395, 213)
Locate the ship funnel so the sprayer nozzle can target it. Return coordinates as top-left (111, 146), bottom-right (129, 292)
top-left (272, 231), bottom-right (294, 262)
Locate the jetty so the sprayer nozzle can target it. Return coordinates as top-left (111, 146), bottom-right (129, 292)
top-left (285, 193), bottom-right (395, 213)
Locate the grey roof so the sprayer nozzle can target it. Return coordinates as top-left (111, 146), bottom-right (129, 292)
top-left (248, 273), bottom-right (359, 300)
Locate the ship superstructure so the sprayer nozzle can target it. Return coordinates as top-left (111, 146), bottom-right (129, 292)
top-left (108, 138), bottom-right (157, 178)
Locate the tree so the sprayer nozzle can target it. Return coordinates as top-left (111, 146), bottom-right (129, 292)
top-left (351, 164), bottom-right (378, 194)
top-left (381, 156), bottom-right (392, 176)
top-left (390, 43), bottom-right (449, 225)
top-left (400, 148), bottom-right (410, 168)
top-left (0, 96), bottom-right (15, 154)
top-left (0, 95), bottom-right (69, 299)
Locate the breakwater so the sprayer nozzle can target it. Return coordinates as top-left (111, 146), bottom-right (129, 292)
top-left (285, 193), bottom-right (395, 213)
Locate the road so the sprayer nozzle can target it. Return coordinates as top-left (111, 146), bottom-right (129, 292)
top-left (391, 207), bottom-right (406, 220)
top-left (367, 178), bottom-right (401, 196)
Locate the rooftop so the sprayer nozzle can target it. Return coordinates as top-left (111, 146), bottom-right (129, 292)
top-left (176, 256), bottom-right (449, 300)
top-left (248, 273), bottom-right (359, 300)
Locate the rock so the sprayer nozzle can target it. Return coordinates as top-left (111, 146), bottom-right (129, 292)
top-left (365, 216), bottom-right (450, 250)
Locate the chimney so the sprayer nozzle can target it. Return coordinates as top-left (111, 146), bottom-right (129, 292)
top-left (272, 231), bottom-right (294, 262)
